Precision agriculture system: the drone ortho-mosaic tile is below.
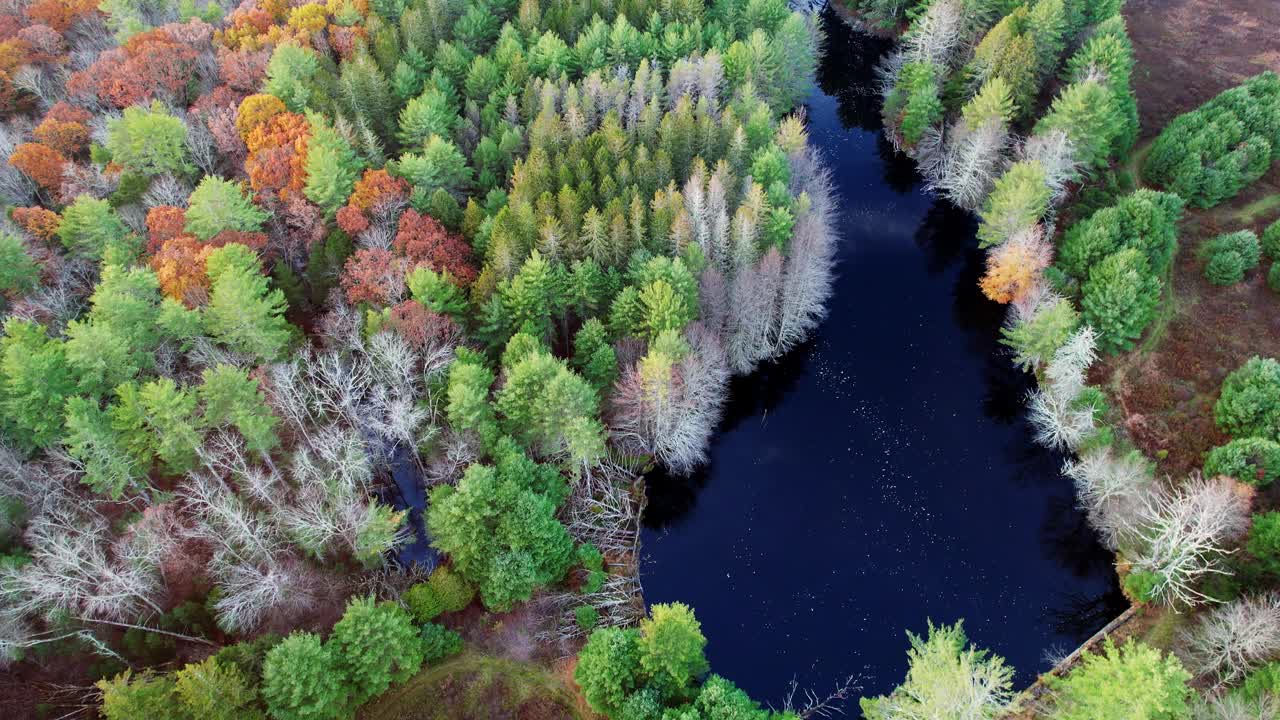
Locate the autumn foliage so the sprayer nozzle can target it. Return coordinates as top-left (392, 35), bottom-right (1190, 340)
top-left (146, 206), bottom-right (189, 254)
top-left (9, 142), bottom-right (67, 196)
top-left (11, 206), bottom-right (60, 242)
top-left (341, 247), bottom-right (406, 306)
top-left (393, 210), bottom-right (477, 286)
top-left (25, 0), bottom-right (98, 33)
top-left (68, 29), bottom-right (199, 108)
top-left (980, 227), bottom-right (1053, 304)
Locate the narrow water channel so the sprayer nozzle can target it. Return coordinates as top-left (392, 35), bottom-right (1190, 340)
top-left (639, 6), bottom-right (1126, 701)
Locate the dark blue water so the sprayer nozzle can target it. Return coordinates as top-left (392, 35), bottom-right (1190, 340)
top-left (640, 7), bottom-right (1125, 702)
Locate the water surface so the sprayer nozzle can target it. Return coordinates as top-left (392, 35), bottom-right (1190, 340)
top-left (640, 6), bottom-right (1126, 701)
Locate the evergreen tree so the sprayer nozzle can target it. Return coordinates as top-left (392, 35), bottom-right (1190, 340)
top-left (203, 244), bottom-right (294, 362)
top-left (303, 112), bottom-right (363, 217)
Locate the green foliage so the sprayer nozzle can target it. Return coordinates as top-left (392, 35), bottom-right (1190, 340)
top-left (1034, 79), bottom-right (1121, 170)
top-left (1080, 248), bottom-right (1161, 355)
top-left (1056, 190), bottom-right (1184, 283)
top-left (106, 102), bottom-right (190, 177)
top-left (393, 135), bottom-right (473, 197)
top-left (418, 622), bottom-right (463, 665)
top-left (58, 196), bottom-right (128, 259)
top-left (1263, 218), bottom-right (1280, 260)
top-left (495, 347), bottom-right (605, 463)
top-left (404, 566), bottom-right (475, 621)
top-left (265, 45), bottom-right (326, 113)
top-left (199, 365), bottom-right (279, 454)
top-left (1235, 661), bottom-right (1280, 704)
top-left (328, 596), bottom-right (425, 706)
top-left (213, 634), bottom-right (281, 684)
top-left (64, 396), bottom-right (143, 498)
top-left (638, 602), bottom-right (709, 703)
top-left (0, 233), bottom-right (38, 297)
top-left (0, 318), bottom-right (76, 450)
top-left (64, 264), bottom-right (162, 397)
top-left (185, 177), bottom-right (269, 240)
top-left (203, 243), bottom-right (294, 362)
top-left (111, 377), bottom-right (201, 474)
top-left (426, 457), bottom-right (574, 611)
top-left (1199, 230), bottom-right (1261, 285)
top-left (860, 620), bottom-right (1012, 720)
top-left (887, 61), bottom-right (941, 146)
top-left (262, 633), bottom-right (346, 720)
top-left (1215, 356), bottom-right (1280, 441)
top-left (576, 605), bottom-right (600, 632)
top-left (1123, 570), bottom-right (1160, 604)
top-left (999, 296), bottom-right (1079, 371)
top-left (978, 161), bottom-right (1051, 249)
top-left (1245, 512), bottom-right (1280, 577)
top-left (1270, 261), bottom-right (1280, 293)
top-left (961, 77), bottom-right (1015, 129)
top-left (1146, 72), bottom-right (1280, 208)
top-left (1046, 639), bottom-right (1191, 720)
top-left (98, 670), bottom-right (179, 720)
top-left (173, 656), bottom-right (263, 720)
top-left (575, 627), bottom-right (643, 716)
top-left (303, 112), bottom-right (363, 216)
top-left (572, 318), bottom-right (618, 391)
top-left (398, 87), bottom-right (457, 148)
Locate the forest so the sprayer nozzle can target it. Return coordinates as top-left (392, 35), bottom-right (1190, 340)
top-left (0, 0), bottom-right (1279, 717)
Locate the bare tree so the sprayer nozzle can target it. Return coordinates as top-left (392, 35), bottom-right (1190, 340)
top-left (727, 248), bottom-right (783, 374)
top-left (609, 324), bottom-right (729, 475)
top-left (773, 155), bottom-right (837, 357)
top-left (1130, 475), bottom-right (1252, 608)
top-left (1191, 694), bottom-right (1278, 720)
top-left (1179, 592), bottom-right (1280, 684)
top-left (902, 0), bottom-right (965, 69)
top-left (1064, 447), bottom-right (1156, 551)
top-left (1026, 327), bottom-right (1098, 451)
top-left (932, 120), bottom-right (1010, 211)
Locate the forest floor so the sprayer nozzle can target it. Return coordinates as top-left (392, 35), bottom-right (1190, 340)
top-left (1093, 0), bottom-right (1280, 479)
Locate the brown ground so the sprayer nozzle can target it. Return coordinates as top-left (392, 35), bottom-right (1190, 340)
top-left (1093, 0), bottom-right (1280, 479)
top-left (1125, 0), bottom-right (1280, 141)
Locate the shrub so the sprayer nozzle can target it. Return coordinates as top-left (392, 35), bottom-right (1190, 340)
top-left (575, 605), bottom-right (599, 633)
top-left (418, 622), bottom-right (463, 665)
top-left (1056, 190), bottom-right (1184, 283)
top-left (1236, 661), bottom-right (1280, 703)
top-left (1215, 356), bottom-right (1280, 440)
top-left (1265, 219), bottom-right (1280, 260)
top-left (1246, 513), bottom-right (1280, 577)
top-left (1204, 437), bottom-right (1280, 486)
top-left (427, 565), bottom-right (475, 613)
top-left (575, 627), bottom-right (642, 716)
top-left (1271, 262), bottom-right (1280, 293)
top-left (404, 582), bottom-right (444, 622)
top-left (1200, 230), bottom-right (1261, 285)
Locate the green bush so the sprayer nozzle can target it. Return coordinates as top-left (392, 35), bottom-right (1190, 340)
top-left (575, 605), bottom-right (599, 633)
top-left (1047, 639), bottom-right (1191, 720)
top-left (1200, 230), bottom-right (1261, 285)
top-left (1269, 261), bottom-right (1280, 292)
top-left (1215, 356), bottom-right (1280, 440)
top-left (1056, 190), bottom-right (1183, 283)
top-left (1236, 661), bottom-right (1280, 703)
top-left (404, 582), bottom-right (444, 622)
top-left (428, 565), bottom-right (475, 613)
top-left (419, 622), bottom-right (463, 665)
top-left (1264, 218), bottom-right (1280, 260)
top-left (1080, 248), bottom-right (1162, 354)
top-left (1122, 569), bottom-right (1159, 603)
top-left (1145, 72), bottom-right (1280, 207)
top-left (1246, 512), bottom-right (1280, 577)
top-left (1204, 437), bottom-right (1280, 486)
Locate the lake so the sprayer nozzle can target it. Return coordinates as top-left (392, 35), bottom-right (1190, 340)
top-left (639, 5), bottom-right (1127, 703)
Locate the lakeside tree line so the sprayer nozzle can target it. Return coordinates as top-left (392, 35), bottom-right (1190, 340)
top-left (853, 0), bottom-right (1280, 717)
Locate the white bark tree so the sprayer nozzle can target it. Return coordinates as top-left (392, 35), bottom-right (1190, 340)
top-left (1179, 592), bottom-right (1280, 684)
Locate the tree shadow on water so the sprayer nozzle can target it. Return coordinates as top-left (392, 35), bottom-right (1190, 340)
top-left (642, 339), bottom-right (817, 531)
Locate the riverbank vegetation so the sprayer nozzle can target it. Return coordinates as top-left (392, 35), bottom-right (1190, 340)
top-left (857, 0), bottom-right (1280, 716)
top-left (0, 0), bottom-right (839, 713)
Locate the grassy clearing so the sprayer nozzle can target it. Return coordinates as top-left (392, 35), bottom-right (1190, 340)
top-left (359, 652), bottom-right (584, 720)
top-left (1228, 192), bottom-right (1280, 225)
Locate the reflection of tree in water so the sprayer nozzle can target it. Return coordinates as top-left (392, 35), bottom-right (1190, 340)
top-left (642, 339), bottom-right (817, 531)
top-left (1040, 495), bottom-right (1119, 578)
top-left (1045, 588), bottom-right (1129, 643)
top-left (815, 4), bottom-right (891, 132)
